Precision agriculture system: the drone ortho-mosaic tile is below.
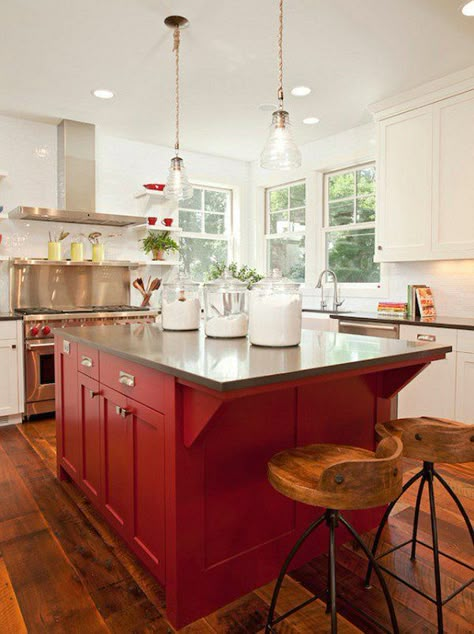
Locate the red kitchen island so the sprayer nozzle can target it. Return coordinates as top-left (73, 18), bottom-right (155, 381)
top-left (54, 325), bottom-right (450, 629)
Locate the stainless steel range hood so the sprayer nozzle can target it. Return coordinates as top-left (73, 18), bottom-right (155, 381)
top-left (9, 120), bottom-right (145, 227)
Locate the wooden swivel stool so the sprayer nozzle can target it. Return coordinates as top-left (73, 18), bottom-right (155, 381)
top-left (365, 417), bottom-right (474, 634)
top-left (265, 436), bottom-right (403, 633)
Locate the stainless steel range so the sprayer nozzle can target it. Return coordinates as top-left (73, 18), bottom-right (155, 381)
top-left (11, 260), bottom-right (158, 419)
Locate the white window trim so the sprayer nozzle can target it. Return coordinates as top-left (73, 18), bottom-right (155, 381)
top-left (264, 180), bottom-right (307, 281)
top-left (318, 162), bottom-right (388, 298)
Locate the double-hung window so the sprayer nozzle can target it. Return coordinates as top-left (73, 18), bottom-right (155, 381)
top-left (323, 163), bottom-right (380, 285)
top-left (179, 185), bottom-right (232, 281)
top-left (264, 181), bottom-right (306, 282)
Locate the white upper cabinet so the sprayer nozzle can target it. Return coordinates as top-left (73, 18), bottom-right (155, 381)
top-left (372, 68), bottom-right (474, 262)
top-left (376, 107), bottom-right (433, 262)
top-left (432, 91), bottom-right (474, 258)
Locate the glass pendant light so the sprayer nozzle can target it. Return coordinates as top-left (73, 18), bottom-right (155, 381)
top-left (261, 0), bottom-right (301, 170)
top-left (164, 16), bottom-right (193, 201)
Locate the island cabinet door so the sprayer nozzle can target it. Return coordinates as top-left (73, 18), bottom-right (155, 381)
top-left (55, 338), bottom-right (80, 478)
top-left (129, 399), bottom-right (165, 580)
top-left (78, 374), bottom-right (102, 503)
top-left (100, 386), bottom-right (133, 539)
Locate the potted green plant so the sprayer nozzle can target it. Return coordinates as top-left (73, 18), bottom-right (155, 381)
top-left (141, 231), bottom-right (179, 261)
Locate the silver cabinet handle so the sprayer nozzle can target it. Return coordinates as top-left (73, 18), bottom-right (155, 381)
top-left (417, 333), bottom-right (436, 342)
top-left (115, 405), bottom-right (132, 418)
top-left (89, 390), bottom-right (100, 399)
top-left (119, 371), bottom-right (135, 387)
top-left (81, 356), bottom-right (93, 368)
top-left (339, 321), bottom-right (398, 332)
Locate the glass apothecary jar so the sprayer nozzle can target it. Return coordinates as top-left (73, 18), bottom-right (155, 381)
top-left (204, 272), bottom-right (248, 338)
top-left (161, 274), bottom-right (201, 331)
top-left (248, 269), bottom-right (302, 347)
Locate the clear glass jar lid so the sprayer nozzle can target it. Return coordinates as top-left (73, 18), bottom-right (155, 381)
top-left (205, 270), bottom-right (247, 291)
top-left (163, 272), bottom-right (200, 292)
top-left (252, 268), bottom-right (300, 292)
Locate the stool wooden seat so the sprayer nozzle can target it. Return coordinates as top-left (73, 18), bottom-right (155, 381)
top-left (266, 436), bottom-right (403, 634)
top-left (268, 440), bottom-right (403, 511)
top-left (376, 416), bottom-right (474, 463)
top-left (366, 416), bottom-right (474, 634)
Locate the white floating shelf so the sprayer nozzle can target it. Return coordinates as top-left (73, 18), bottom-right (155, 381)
top-left (135, 189), bottom-right (166, 199)
top-left (131, 223), bottom-right (182, 233)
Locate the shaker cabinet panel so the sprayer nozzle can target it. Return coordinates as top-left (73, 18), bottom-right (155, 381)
top-left (376, 107), bottom-right (433, 262)
top-left (56, 340), bottom-right (81, 476)
top-left (455, 353), bottom-right (474, 424)
top-left (397, 325), bottom-right (457, 419)
top-left (432, 91), bottom-right (474, 257)
top-left (78, 374), bottom-right (102, 501)
top-left (0, 341), bottom-right (20, 416)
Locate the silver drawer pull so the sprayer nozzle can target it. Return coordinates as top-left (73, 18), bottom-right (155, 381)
top-left (119, 371), bottom-right (135, 387)
top-left (115, 405), bottom-right (132, 418)
top-left (417, 334), bottom-right (436, 342)
top-left (89, 390), bottom-right (100, 399)
top-left (81, 356), bottom-right (93, 368)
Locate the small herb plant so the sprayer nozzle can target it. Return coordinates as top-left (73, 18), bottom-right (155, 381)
top-left (140, 231), bottom-right (180, 260)
top-left (207, 261), bottom-right (264, 289)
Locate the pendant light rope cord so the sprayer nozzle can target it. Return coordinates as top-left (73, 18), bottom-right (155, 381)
top-left (173, 26), bottom-right (180, 154)
top-left (278, 0), bottom-right (284, 108)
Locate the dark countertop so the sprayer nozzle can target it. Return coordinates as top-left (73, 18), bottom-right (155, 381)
top-left (56, 324), bottom-right (451, 392)
top-left (0, 313), bottom-right (22, 321)
top-left (327, 312), bottom-right (474, 331)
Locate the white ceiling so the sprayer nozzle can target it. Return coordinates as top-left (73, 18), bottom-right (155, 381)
top-left (1, 0), bottom-right (473, 162)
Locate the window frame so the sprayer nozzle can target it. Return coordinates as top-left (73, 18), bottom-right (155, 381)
top-left (179, 183), bottom-right (234, 272)
top-left (264, 179), bottom-right (306, 282)
top-left (322, 162), bottom-right (381, 290)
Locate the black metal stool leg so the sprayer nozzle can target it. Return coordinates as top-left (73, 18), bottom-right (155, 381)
top-left (327, 510), bottom-right (338, 633)
top-left (427, 468), bottom-right (444, 634)
top-left (434, 470), bottom-right (474, 544)
top-left (340, 515), bottom-right (400, 634)
top-left (365, 469), bottom-right (423, 588)
top-left (265, 511), bottom-right (326, 633)
top-left (410, 473), bottom-right (426, 560)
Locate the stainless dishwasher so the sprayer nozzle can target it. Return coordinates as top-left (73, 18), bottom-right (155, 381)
top-left (338, 320), bottom-right (400, 339)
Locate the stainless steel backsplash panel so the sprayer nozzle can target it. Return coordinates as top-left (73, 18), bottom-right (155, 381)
top-left (11, 263), bottom-right (130, 309)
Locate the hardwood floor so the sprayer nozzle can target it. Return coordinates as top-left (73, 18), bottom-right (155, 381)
top-left (0, 418), bottom-right (471, 633)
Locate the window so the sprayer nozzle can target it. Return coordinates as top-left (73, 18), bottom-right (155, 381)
top-left (179, 186), bottom-right (232, 281)
top-left (323, 164), bottom-right (379, 284)
top-left (265, 181), bottom-right (305, 282)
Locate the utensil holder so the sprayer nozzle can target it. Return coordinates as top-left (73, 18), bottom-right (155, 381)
top-left (70, 242), bottom-right (84, 262)
top-left (92, 244), bottom-right (105, 262)
top-left (48, 241), bottom-right (61, 261)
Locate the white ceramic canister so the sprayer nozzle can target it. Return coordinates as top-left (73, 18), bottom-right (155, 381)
top-left (248, 269), bottom-right (302, 347)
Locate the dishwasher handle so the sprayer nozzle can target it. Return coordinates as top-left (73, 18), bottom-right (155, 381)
top-left (339, 321), bottom-right (399, 332)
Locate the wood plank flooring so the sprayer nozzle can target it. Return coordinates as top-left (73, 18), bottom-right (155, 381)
top-left (0, 418), bottom-right (471, 633)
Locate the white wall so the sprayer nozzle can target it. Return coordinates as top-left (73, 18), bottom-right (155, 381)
top-left (248, 122), bottom-right (474, 317)
top-left (0, 114), bottom-right (251, 311)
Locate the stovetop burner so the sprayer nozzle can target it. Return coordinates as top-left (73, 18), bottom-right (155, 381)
top-left (15, 305), bottom-right (150, 315)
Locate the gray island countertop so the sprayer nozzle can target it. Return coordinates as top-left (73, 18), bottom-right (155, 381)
top-left (56, 324), bottom-right (452, 392)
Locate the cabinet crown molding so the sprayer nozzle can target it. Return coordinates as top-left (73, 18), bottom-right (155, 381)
top-left (369, 65), bottom-right (474, 120)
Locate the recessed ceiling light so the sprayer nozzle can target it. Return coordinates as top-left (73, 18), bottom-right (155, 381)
top-left (461, 1), bottom-right (474, 15)
top-left (259, 103), bottom-right (278, 112)
top-left (92, 89), bottom-right (115, 99)
top-left (303, 117), bottom-right (320, 125)
top-left (291, 86), bottom-right (311, 97)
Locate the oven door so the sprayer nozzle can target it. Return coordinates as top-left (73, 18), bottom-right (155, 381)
top-left (25, 338), bottom-right (56, 405)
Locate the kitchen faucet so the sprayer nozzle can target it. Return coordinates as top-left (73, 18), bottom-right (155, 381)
top-left (316, 269), bottom-right (344, 312)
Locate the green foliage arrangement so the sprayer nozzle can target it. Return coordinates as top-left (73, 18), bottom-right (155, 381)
top-left (140, 231), bottom-right (179, 259)
top-left (207, 261), bottom-right (264, 289)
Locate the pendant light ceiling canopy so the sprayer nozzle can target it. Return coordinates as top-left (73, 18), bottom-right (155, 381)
top-left (260, 0), bottom-right (302, 170)
top-left (164, 15), bottom-right (193, 201)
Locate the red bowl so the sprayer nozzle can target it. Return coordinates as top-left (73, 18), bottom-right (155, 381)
top-left (143, 183), bottom-right (165, 191)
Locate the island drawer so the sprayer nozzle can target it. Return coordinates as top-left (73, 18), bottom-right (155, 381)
top-left (99, 352), bottom-right (166, 412)
top-left (78, 344), bottom-right (99, 380)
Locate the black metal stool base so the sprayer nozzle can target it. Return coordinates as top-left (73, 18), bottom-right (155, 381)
top-left (365, 461), bottom-right (474, 634)
top-left (265, 509), bottom-right (399, 633)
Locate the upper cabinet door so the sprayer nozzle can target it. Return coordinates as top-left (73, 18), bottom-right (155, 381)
top-left (432, 91), bottom-right (474, 258)
top-left (376, 106), bottom-right (433, 262)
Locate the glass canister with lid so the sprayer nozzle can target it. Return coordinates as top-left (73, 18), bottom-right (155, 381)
top-left (161, 273), bottom-right (201, 331)
top-left (204, 271), bottom-right (248, 338)
top-left (248, 269), bottom-right (302, 346)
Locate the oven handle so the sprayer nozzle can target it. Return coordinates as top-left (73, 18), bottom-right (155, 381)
top-left (26, 342), bottom-right (55, 350)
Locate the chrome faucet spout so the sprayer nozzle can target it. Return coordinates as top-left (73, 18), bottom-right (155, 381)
top-left (316, 269), bottom-right (344, 312)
